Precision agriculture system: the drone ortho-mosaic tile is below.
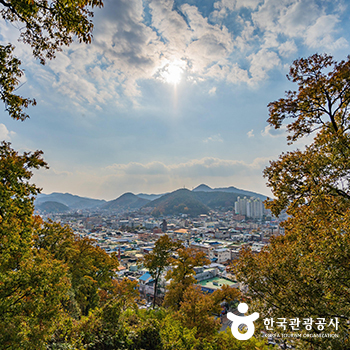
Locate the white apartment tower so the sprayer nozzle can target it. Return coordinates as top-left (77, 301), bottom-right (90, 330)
top-left (235, 196), bottom-right (264, 219)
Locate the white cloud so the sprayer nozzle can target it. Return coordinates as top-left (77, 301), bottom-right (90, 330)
top-left (250, 0), bottom-right (347, 53)
top-left (34, 156), bottom-right (272, 200)
top-left (208, 87), bottom-right (217, 95)
top-left (203, 134), bottom-right (223, 143)
top-left (0, 124), bottom-right (16, 140)
top-left (1, 0), bottom-right (348, 108)
top-left (252, 0), bottom-right (321, 38)
top-left (304, 15), bottom-right (348, 50)
top-left (226, 63), bottom-right (250, 84)
top-left (17, 0), bottom-right (237, 104)
top-left (261, 125), bottom-right (287, 138)
top-left (248, 49), bottom-right (281, 84)
top-left (278, 40), bottom-right (297, 57)
top-left (213, 0), bottom-right (260, 19)
top-left (247, 129), bottom-right (254, 138)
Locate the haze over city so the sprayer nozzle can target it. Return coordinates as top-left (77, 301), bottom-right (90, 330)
top-left (0, 0), bottom-right (349, 200)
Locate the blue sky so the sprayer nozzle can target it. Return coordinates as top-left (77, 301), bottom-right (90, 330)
top-left (0, 0), bottom-right (349, 200)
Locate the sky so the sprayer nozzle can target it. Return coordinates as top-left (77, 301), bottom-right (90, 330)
top-left (0, 0), bottom-right (350, 200)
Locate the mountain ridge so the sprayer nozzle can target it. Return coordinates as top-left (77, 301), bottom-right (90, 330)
top-left (142, 188), bottom-right (210, 217)
top-left (101, 192), bottom-right (150, 210)
top-left (35, 184), bottom-right (268, 214)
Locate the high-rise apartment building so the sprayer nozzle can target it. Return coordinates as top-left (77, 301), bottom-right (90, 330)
top-left (234, 196), bottom-right (264, 219)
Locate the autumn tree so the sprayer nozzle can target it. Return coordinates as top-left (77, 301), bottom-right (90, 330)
top-left (175, 285), bottom-right (222, 339)
top-left (236, 54), bottom-right (350, 349)
top-left (103, 277), bottom-right (140, 312)
top-left (0, 0), bottom-right (103, 120)
top-left (164, 247), bottom-right (210, 310)
top-left (174, 281), bottom-right (240, 340)
top-left (141, 234), bottom-right (182, 308)
top-left (265, 53), bottom-right (350, 216)
top-left (0, 142), bottom-right (71, 349)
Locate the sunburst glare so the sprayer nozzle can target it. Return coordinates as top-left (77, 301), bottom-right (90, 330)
top-left (158, 60), bottom-right (185, 85)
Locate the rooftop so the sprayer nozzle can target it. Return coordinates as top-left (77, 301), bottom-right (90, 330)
top-left (198, 276), bottom-right (237, 291)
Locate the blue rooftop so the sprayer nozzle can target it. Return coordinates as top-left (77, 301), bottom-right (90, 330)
top-left (139, 272), bottom-right (152, 282)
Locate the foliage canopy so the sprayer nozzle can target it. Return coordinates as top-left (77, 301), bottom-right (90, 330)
top-left (236, 54), bottom-right (350, 349)
top-left (0, 0), bottom-right (103, 120)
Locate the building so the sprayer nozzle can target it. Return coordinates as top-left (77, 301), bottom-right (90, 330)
top-left (235, 196), bottom-right (264, 219)
top-left (198, 276), bottom-right (239, 293)
top-left (210, 248), bottom-right (231, 263)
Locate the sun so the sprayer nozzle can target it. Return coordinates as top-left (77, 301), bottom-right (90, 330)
top-left (164, 63), bottom-right (183, 85)
top-left (160, 60), bottom-right (184, 85)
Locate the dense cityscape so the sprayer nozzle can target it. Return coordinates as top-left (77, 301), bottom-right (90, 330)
top-left (36, 184), bottom-right (285, 310)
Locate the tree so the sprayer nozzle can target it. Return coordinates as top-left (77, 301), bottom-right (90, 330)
top-left (0, 142), bottom-right (70, 349)
top-left (106, 277), bottom-right (140, 311)
top-left (237, 200), bottom-right (350, 349)
top-left (141, 235), bottom-right (181, 308)
top-left (175, 285), bottom-right (221, 339)
top-left (0, 143), bottom-right (119, 347)
top-left (164, 247), bottom-right (210, 310)
top-left (0, 0), bottom-right (104, 120)
top-left (35, 221), bottom-right (120, 316)
top-left (174, 282), bottom-right (240, 340)
top-left (160, 314), bottom-right (199, 350)
top-left (265, 53), bottom-right (350, 216)
top-left (236, 54), bottom-right (350, 349)
top-left (211, 283), bottom-right (241, 308)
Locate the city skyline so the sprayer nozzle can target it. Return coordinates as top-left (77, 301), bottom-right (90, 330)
top-left (0, 0), bottom-right (349, 200)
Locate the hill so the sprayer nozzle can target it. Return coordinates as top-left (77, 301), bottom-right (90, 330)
top-left (192, 184), bottom-right (213, 192)
top-left (136, 193), bottom-right (165, 201)
top-left (193, 191), bottom-right (240, 209)
top-left (35, 192), bottom-right (106, 209)
top-left (37, 201), bottom-right (70, 213)
top-left (34, 184), bottom-right (267, 214)
top-left (102, 192), bottom-right (150, 210)
top-left (142, 188), bottom-right (210, 217)
top-left (193, 183), bottom-right (267, 200)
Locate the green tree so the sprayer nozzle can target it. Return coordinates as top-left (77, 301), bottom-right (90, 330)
top-left (140, 234), bottom-right (182, 308)
top-left (0, 142), bottom-right (70, 349)
top-left (0, 0), bottom-right (104, 120)
top-left (35, 221), bottom-right (120, 316)
top-left (236, 54), bottom-right (350, 349)
top-left (175, 283), bottom-right (240, 340)
top-left (67, 236), bottom-right (119, 316)
top-left (175, 285), bottom-right (221, 339)
top-left (160, 314), bottom-right (199, 350)
top-left (214, 329), bottom-right (277, 350)
top-left (164, 247), bottom-right (210, 310)
top-left (106, 277), bottom-right (140, 311)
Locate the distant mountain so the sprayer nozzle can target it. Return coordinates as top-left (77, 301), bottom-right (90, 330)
top-left (34, 184), bottom-right (267, 214)
top-left (35, 192), bottom-right (106, 209)
top-left (192, 184), bottom-right (267, 200)
top-left (192, 184), bottom-right (213, 192)
top-left (212, 186), bottom-right (267, 200)
top-left (142, 188), bottom-right (210, 217)
top-left (37, 201), bottom-right (70, 213)
top-left (193, 191), bottom-right (240, 209)
top-left (136, 193), bottom-right (165, 201)
top-left (102, 192), bottom-right (150, 210)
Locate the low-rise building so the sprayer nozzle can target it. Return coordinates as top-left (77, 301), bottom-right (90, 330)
top-left (198, 276), bottom-right (239, 293)
top-left (210, 248), bottom-right (231, 263)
